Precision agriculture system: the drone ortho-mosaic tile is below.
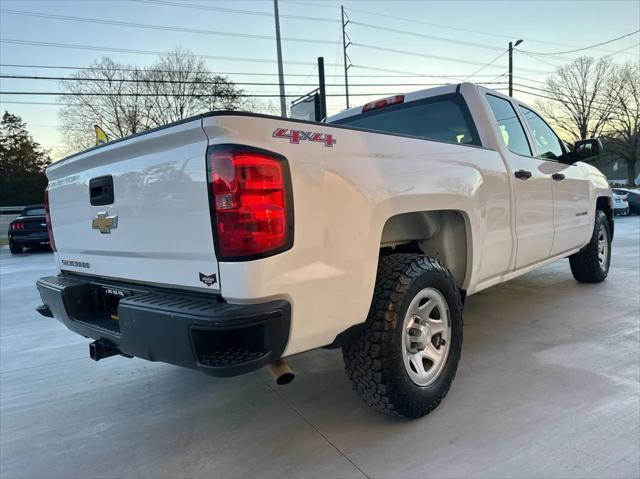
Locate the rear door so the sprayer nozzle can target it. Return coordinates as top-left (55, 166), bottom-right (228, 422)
top-left (47, 118), bottom-right (221, 292)
top-left (518, 105), bottom-right (592, 255)
top-left (485, 93), bottom-right (555, 269)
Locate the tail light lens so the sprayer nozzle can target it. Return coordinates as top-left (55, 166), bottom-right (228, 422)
top-left (207, 146), bottom-right (293, 259)
top-left (44, 188), bottom-right (57, 251)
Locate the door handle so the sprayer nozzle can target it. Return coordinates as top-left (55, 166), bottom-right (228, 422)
top-left (552, 173), bottom-right (566, 181)
top-left (514, 169), bottom-right (532, 180)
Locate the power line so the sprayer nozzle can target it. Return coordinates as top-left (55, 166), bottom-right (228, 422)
top-left (352, 43), bottom-right (550, 74)
top-left (342, 4), bottom-right (640, 57)
top-left (1, 90), bottom-right (464, 98)
top-left (519, 42), bottom-right (639, 73)
top-left (0, 8), bottom-right (340, 45)
top-left (519, 50), bottom-right (563, 70)
top-left (463, 51), bottom-right (508, 81)
top-left (513, 82), bottom-right (618, 110)
top-left (131, 0), bottom-right (339, 23)
top-left (349, 21), bottom-right (504, 53)
top-left (0, 100), bottom-right (279, 113)
top-left (512, 88), bottom-right (618, 114)
top-left (0, 63), bottom-right (509, 78)
top-left (282, 0), bottom-right (337, 10)
top-left (0, 39), bottom-right (339, 67)
top-left (600, 42), bottom-right (640, 59)
top-left (519, 30), bottom-right (640, 56)
top-left (0, 74), bottom-right (509, 88)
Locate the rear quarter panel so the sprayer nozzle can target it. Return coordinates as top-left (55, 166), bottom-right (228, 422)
top-left (203, 114), bottom-right (511, 355)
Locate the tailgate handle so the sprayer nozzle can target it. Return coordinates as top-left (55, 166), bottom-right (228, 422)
top-left (89, 175), bottom-right (114, 206)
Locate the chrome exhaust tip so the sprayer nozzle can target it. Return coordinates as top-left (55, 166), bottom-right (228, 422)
top-left (267, 359), bottom-right (295, 385)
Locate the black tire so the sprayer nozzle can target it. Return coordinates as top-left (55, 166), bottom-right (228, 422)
top-left (9, 240), bottom-right (23, 255)
top-left (342, 254), bottom-right (463, 418)
top-left (569, 210), bottom-right (611, 283)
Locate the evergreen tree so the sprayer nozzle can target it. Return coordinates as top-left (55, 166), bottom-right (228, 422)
top-left (0, 111), bottom-right (51, 206)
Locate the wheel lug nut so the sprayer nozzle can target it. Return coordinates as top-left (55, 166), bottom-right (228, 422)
top-left (409, 328), bottom-right (421, 336)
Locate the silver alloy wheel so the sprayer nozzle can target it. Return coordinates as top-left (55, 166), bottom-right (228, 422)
top-left (401, 287), bottom-right (451, 387)
top-left (597, 223), bottom-right (609, 271)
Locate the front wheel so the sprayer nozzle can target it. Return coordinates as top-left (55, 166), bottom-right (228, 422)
top-left (343, 254), bottom-right (463, 418)
top-left (569, 210), bottom-right (611, 283)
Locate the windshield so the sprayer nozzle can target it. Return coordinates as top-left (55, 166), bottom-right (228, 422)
top-left (23, 207), bottom-right (45, 216)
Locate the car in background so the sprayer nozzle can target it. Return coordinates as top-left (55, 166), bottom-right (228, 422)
top-left (8, 205), bottom-right (51, 254)
top-left (612, 191), bottom-right (629, 216)
top-left (613, 188), bottom-right (640, 215)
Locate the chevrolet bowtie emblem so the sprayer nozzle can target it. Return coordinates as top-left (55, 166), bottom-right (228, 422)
top-left (92, 212), bottom-right (118, 234)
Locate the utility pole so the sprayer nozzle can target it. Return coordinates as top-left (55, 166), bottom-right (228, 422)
top-left (508, 39), bottom-right (523, 97)
top-left (341, 5), bottom-right (351, 109)
top-left (273, 0), bottom-right (287, 117)
top-left (317, 57), bottom-right (327, 120)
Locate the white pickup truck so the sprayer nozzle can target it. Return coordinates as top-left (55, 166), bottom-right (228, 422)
top-left (37, 83), bottom-right (613, 418)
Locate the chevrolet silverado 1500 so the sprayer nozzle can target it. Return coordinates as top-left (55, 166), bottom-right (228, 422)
top-left (36, 83), bottom-right (613, 418)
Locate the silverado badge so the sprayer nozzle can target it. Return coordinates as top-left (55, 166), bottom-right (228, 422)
top-left (92, 212), bottom-right (118, 234)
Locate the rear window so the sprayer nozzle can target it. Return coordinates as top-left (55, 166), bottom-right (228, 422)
top-left (332, 94), bottom-right (481, 146)
top-left (23, 207), bottom-right (45, 216)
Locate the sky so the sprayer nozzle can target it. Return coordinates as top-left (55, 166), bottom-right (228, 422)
top-left (1, 0), bottom-right (639, 159)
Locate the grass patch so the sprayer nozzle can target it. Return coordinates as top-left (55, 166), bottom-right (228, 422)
top-left (0, 237), bottom-right (8, 246)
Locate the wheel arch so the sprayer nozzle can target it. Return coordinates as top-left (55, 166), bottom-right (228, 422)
top-left (596, 196), bottom-right (614, 239)
top-left (378, 209), bottom-right (473, 290)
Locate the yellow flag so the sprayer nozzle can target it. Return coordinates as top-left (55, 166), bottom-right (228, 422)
top-left (94, 125), bottom-right (109, 145)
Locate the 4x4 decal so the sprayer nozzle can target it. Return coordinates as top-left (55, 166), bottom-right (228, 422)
top-left (273, 128), bottom-right (336, 147)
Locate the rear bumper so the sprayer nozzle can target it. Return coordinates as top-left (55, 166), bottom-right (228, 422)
top-left (36, 274), bottom-right (290, 377)
top-left (9, 231), bottom-right (49, 246)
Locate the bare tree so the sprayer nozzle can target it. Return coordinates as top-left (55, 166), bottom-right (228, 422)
top-left (59, 49), bottom-right (244, 153)
top-left (607, 62), bottom-right (640, 185)
top-left (59, 58), bottom-right (151, 153)
top-left (143, 47), bottom-right (243, 126)
top-left (535, 56), bottom-right (618, 142)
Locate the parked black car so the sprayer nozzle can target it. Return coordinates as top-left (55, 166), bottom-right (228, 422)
top-left (613, 189), bottom-right (640, 215)
top-left (8, 205), bottom-right (51, 254)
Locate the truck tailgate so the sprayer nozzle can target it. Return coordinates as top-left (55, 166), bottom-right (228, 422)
top-left (46, 118), bottom-right (220, 292)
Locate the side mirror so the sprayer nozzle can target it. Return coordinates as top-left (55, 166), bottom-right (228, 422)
top-left (574, 139), bottom-right (603, 160)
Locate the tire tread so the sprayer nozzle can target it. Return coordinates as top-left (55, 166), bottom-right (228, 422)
top-left (343, 254), bottom-right (462, 418)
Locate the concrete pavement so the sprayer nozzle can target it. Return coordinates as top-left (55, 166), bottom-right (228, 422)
top-left (1, 217), bottom-right (638, 478)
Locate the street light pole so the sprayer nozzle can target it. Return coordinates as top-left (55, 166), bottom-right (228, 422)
top-left (508, 39), bottom-right (523, 97)
top-left (273, 0), bottom-right (287, 117)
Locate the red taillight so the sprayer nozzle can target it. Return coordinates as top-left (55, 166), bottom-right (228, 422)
top-left (44, 188), bottom-right (56, 251)
top-left (362, 94), bottom-right (404, 113)
top-left (207, 147), bottom-right (292, 259)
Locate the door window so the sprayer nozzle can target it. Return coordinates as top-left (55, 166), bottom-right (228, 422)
top-left (519, 106), bottom-right (564, 160)
top-left (485, 94), bottom-right (532, 157)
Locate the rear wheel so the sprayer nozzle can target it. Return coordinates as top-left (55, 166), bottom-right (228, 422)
top-left (343, 254), bottom-right (463, 418)
top-left (9, 240), bottom-right (23, 255)
top-left (569, 210), bottom-right (611, 283)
